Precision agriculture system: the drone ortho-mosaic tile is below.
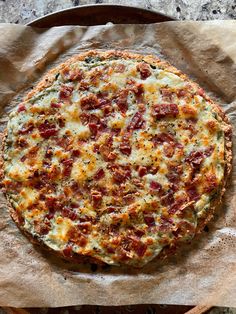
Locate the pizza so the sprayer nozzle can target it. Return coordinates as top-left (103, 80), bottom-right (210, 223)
top-left (0, 50), bottom-right (232, 267)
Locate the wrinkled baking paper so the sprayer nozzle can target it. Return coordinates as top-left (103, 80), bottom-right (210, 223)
top-left (0, 21), bottom-right (235, 308)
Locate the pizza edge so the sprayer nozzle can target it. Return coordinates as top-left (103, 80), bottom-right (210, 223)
top-left (0, 49), bottom-right (232, 267)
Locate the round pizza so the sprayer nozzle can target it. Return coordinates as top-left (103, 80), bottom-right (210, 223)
top-left (0, 50), bottom-right (232, 267)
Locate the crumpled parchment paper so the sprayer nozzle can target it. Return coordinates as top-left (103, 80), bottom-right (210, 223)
top-left (0, 21), bottom-right (235, 308)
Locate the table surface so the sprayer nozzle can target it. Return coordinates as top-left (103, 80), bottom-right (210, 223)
top-left (0, 1), bottom-right (235, 313)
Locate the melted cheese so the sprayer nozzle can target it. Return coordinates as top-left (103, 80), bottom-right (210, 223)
top-left (2, 53), bottom-right (227, 267)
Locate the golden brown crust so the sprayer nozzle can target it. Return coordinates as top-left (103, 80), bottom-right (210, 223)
top-left (0, 50), bottom-right (233, 267)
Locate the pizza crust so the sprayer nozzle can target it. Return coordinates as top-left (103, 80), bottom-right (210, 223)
top-left (0, 50), bottom-right (232, 267)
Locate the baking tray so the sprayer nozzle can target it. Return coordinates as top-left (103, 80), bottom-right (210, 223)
top-left (28, 4), bottom-right (174, 27)
top-left (5, 5), bottom-right (214, 314)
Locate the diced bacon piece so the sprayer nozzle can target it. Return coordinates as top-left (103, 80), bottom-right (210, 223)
top-left (38, 122), bottom-right (58, 139)
top-left (143, 212), bottom-right (155, 227)
top-left (62, 207), bottom-right (78, 221)
top-left (134, 229), bottom-right (145, 237)
top-left (161, 191), bottom-right (174, 206)
top-left (62, 158), bottom-right (73, 177)
top-left (120, 133), bottom-right (131, 156)
top-left (88, 123), bottom-right (98, 136)
top-left (134, 241), bottom-right (147, 257)
top-left (160, 88), bottom-right (173, 102)
top-left (203, 173), bottom-right (218, 193)
top-left (152, 103), bottom-right (179, 119)
top-left (94, 168), bottom-right (105, 180)
top-left (51, 102), bottom-right (61, 108)
top-left (138, 166), bottom-right (147, 177)
top-left (34, 221), bottom-right (51, 235)
top-left (163, 143), bottom-right (175, 158)
top-left (68, 68), bottom-right (84, 81)
top-left (59, 85), bottom-right (73, 99)
top-left (77, 222), bottom-right (91, 234)
top-left (185, 151), bottom-right (204, 166)
top-left (63, 245), bottom-right (73, 258)
top-left (56, 136), bottom-right (70, 150)
top-left (150, 181), bottom-right (162, 193)
top-left (80, 94), bottom-right (99, 110)
top-left (123, 194), bottom-right (135, 205)
top-left (204, 146), bottom-right (214, 157)
top-left (172, 221), bottom-right (196, 239)
top-left (152, 132), bottom-right (175, 146)
top-left (115, 90), bottom-right (128, 113)
top-left (91, 190), bottom-right (102, 207)
top-left (71, 149), bottom-right (81, 158)
top-left (137, 62), bottom-right (151, 80)
top-left (99, 136), bottom-right (117, 161)
top-left (109, 164), bottom-right (131, 183)
top-left (19, 123), bottom-right (34, 135)
top-left (186, 185), bottom-right (200, 201)
top-left (198, 88), bottom-right (205, 97)
top-left (17, 103), bottom-right (26, 112)
top-left (113, 63), bottom-right (126, 73)
top-left (127, 112), bottom-right (144, 130)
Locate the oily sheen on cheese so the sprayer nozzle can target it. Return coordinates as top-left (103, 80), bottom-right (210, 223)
top-left (1, 50), bottom-right (232, 267)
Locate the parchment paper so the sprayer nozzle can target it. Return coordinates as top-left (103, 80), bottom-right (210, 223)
top-left (0, 21), bottom-right (236, 308)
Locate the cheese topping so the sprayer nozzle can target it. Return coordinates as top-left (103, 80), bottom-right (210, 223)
top-left (2, 52), bottom-right (227, 267)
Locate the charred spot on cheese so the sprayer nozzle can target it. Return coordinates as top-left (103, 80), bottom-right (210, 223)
top-left (2, 51), bottom-right (229, 267)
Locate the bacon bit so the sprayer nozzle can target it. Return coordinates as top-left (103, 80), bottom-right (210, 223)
top-left (132, 178), bottom-right (144, 189)
top-left (99, 136), bottom-right (117, 161)
top-left (38, 121), bottom-right (58, 139)
top-left (161, 191), bottom-right (174, 206)
top-left (172, 221), bottom-right (196, 239)
top-left (107, 247), bottom-right (115, 254)
top-left (62, 207), bottom-right (78, 221)
top-left (160, 88), bottom-right (173, 102)
top-left (63, 245), bottom-right (73, 258)
top-left (58, 117), bottom-right (65, 128)
top-left (19, 123), bottom-right (34, 135)
top-left (17, 103), bottom-right (26, 112)
top-left (113, 63), bottom-right (126, 73)
top-left (115, 89), bottom-right (128, 113)
top-left (150, 181), bottom-right (162, 193)
top-left (204, 146), bottom-right (214, 157)
top-left (203, 173), bottom-right (218, 193)
top-left (16, 137), bottom-right (28, 148)
top-left (80, 94), bottom-right (99, 110)
top-left (152, 103), bottom-right (179, 120)
top-left (206, 120), bottom-right (217, 132)
top-left (163, 143), bottom-right (175, 158)
top-left (71, 149), bottom-right (80, 158)
top-left (185, 151), bottom-right (204, 167)
top-left (78, 81), bottom-right (89, 91)
top-left (34, 221), bottom-right (51, 235)
top-left (68, 68), bottom-right (84, 81)
top-left (178, 89), bottom-right (187, 97)
top-left (98, 97), bottom-right (111, 109)
top-left (94, 168), bottom-right (105, 180)
top-left (135, 242), bottom-right (147, 257)
top-left (198, 88), bottom-right (205, 97)
top-left (120, 133), bottom-right (131, 156)
top-left (91, 190), bottom-right (102, 207)
top-left (59, 85), bottom-right (73, 99)
top-left (134, 229), bottom-right (145, 237)
top-left (56, 136), bottom-right (70, 150)
top-left (88, 123), bottom-right (98, 137)
top-left (123, 194), bottom-right (135, 205)
top-left (51, 102), bottom-right (61, 108)
top-left (168, 195), bottom-right (188, 214)
top-left (77, 222), bottom-right (91, 234)
top-left (138, 166), bottom-right (147, 177)
top-left (110, 165), bottom-right (131, 183)
top-left (128, 112), bottom-right (144, 131)
top-left (93, 143), bottom-right (100, 153)
top-left (152, 132), bottom-right (175, 146)
top-left (186, 185), bottom-right (200, 201)
top-left (143, 212), bottom-right (155, 227)
top-left (62, 158), bottom-right (73, 177)
top-left (78, 235), bottom-right (88, 247)
top-left (137, 62), bottom-right (151, 80)
top-left (127, 79), bottom-right (144, 97)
